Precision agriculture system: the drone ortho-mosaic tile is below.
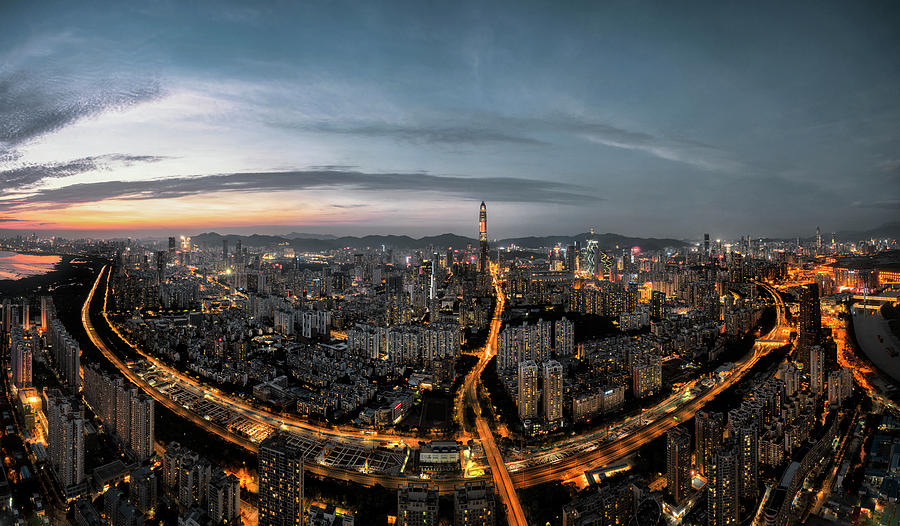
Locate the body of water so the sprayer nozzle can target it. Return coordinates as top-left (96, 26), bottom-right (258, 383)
top-left (0, 251), bottom-right (62, 281)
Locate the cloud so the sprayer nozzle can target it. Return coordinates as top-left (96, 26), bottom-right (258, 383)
top-left (0, 154), bottom-right (170, 191)
top-left (330, 203), bottom-right (368, 209)
top-left (540, 117), bottom-right (744, 172)
top-left (0, 170), bottom-right (597, 210)
top-left (878, 159), bottom-right (900, 174)
top-left (852, 200), bottom-right (900, 210)
top-left (0, 31), bottom-right (163, 159)
top-left (282, 112), bottom-right (740, 171)
top-left (0, 70), bottom-right (162, 150)
top-left (308, 164), bottom-right (359, 171)
top-left (272, 121), bottom-right (546, 146)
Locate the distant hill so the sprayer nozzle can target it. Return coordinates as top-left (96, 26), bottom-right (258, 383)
top-left (192, 231), bottom-right (687, 251)
top-left (500, 232), bottom-right (686, 251)
top-left (836, 221), bottom-right (900, 241)
top-left (283, 232), bottom-right (338, 240)
top-left (783, 222), bottom-right (900, 243)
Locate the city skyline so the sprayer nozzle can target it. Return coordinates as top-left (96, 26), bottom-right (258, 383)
top-left (2, 1), bottom-right (900, 238)
top-left (3, 2), bottom-right (900, 525)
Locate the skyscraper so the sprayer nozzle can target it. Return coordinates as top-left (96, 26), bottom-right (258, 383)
top-left (729, 409), bottom-right (759, 502)
top-left (223, 239), bottom-right (229, 265)
top-left (554, 317), bottom-right (575, 356)
top-left (542, 360), bottom-right (563, 426)
top-left (130, 392), bottom-right (155, 461)
top-left (50, 319), bottom-right (81, 389)
top-left (43, 389), bottom-right (85, 493)
top-left (796, 283), bottom-right (821, 365)
top-left (116, 385), bottom-right (134, 448)
top-left (40, 296), bottom-right (52, 333)
top-left (704, 233), bottom-right (710, 257)
top-left (809, 345), bottom-right (825, 395)
top-left (10, 327), bottom-right (32, 388)
top-left (778, 362), bottom-right (801, 397)
top-left (398, 483), bottom-right (439, 526)
top-left (707, 444), bottom-right (739, 526)
top-left (565, 243), bottom-right (579, 272)
top-left (517, 360), bottom-right (539, 421)
top-left (666, 426), bottom-right (692, 504)
top-left (695, 411), bottom-right (725, 477)
top-left (478, 201), bottom-right (489, 274)
top-left (258, 434), bottom-right (305, 526)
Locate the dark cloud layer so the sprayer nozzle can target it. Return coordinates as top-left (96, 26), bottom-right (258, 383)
top-left (278, 121), bottom-right (546, 146)
top-left (0, 154), bottom-right (170, 191)
top-left (1, 170), bottom-right (597, 211)
top-left (0, 70), bottom-right (161, 151)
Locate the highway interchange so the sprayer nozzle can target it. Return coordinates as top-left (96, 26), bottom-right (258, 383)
top-left (83, 264), bottom-right (789, 525)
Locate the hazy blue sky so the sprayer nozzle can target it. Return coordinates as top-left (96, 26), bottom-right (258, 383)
top-left (1, 1), bottom-right (898, 239)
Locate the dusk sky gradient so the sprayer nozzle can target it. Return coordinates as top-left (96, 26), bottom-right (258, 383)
top-left (1, 1), bottom-right (899, 239)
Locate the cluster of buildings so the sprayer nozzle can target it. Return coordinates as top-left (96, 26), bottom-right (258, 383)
top-left (396, 480), bottom-right (496, 526)
top-left (657, 276), bottom-right (860, 525)
top-left (82, 364), bottom-right (155, 461)
top-left (345, 322), bottom-right (460, 369)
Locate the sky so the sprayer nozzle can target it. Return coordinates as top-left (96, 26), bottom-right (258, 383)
top-left (1, 0), bottom-right (898, 240)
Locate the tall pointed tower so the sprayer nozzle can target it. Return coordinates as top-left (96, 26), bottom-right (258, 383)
top-left (478, 201), bottom-right (489, 273)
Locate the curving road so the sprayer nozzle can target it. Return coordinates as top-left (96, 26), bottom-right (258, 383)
top-left (84, 263), bottom-right (789, 509)
top-left (458, 266), bottom-right (528, 525)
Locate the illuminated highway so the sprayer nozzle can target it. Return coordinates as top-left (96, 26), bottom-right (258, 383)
top-left (457, 266), bottom-right (528, 525)
top-left (84, 265), bottom-right (475, 491)
top-left (85, 262), bottom-right (791, 511)
top-left (506, 279), bottom-right (789, 487)
top-left (95, 266), bottom-right (422, 449)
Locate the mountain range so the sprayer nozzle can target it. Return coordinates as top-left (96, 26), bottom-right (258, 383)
top-left (192, 231), bottom-right (688, 252)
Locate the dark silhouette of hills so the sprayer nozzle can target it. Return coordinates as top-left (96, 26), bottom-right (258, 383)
top-left (283, 232), bottom-right (338, 240)
top-left (766, 221), bottom-right (900, 243)
top-left (192, 231), bottom-right (686, 251)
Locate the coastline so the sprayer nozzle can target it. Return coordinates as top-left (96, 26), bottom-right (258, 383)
top-left (0, 253), bottom-right (105, 298)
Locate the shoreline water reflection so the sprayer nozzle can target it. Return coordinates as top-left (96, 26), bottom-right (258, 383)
top-left (0, 251), bottom-right (62, 281)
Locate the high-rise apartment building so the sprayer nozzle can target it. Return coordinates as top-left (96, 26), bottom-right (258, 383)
top-left (666, 427), bottom-right (692, 504)
top-left (259, 434), bottom-right (305, 526)
top-left (43, 389), bottom-right (85, 492)
top-left (554, 317), bottom-right (575, 356)
top-left (729, 409), bottom-right (759, 502)
top-left (208, 470), bottom-right (241, 525)
top-left (809, 345), bottom-right (825, 395)
top-left (631, 358), bottom-right (661, 398)
top-left (453, 481), bottom-right (495, 526)
top-left (498, 320), bottom-right (552, 371)
top-left (707, 444), bottom-right (739, 526)
top-left (129, 466), bottom-right (158, 514)
top-left (827, 367), bottom-right (853, 406)
top-left (40, 295), bottom-right (52, 333)
top-left (398, 483), bottom-right (439, 526)
top-left (695, 411), bottom-right (725, 477)
top-left (542, 360), bottom-right (563, 425)
top-left (9, 327), bottom-right (32, 388)
top-left (116, 385), bottom-right (134, 448)
top-left (778, 362), bottom-right (800, 397)
top-left (130, 392), bottom-right (155, 461)
top-left (517, 360), bottom-right (539, 421)
top-left (50, 319), bottom-right (81, 389)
